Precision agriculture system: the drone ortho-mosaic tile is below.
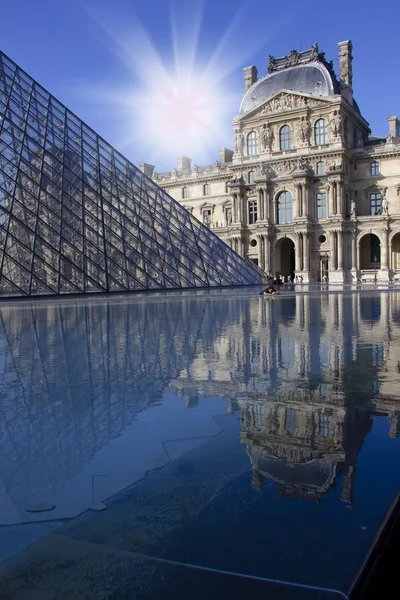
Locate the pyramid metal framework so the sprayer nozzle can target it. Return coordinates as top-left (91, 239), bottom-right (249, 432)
top-left (0, 52), bottom-right (262, 297)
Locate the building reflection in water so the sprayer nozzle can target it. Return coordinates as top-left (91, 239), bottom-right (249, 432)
top-left (0, 291), bottom-right (399, 517)
top-left (170, 291), bottom-right (400, 503)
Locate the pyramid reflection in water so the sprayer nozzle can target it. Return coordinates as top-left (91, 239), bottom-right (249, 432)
top-left (0, 52), bottom-right (262, 297)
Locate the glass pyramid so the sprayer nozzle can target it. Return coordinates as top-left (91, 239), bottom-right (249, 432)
top-left (0, 52), bottom-right (262, 297)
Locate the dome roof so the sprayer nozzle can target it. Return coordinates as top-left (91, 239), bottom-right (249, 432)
top-left (240, 62), bottom-right (337, 114)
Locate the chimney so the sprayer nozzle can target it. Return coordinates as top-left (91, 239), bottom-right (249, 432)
top-left (388, 116), bottom-right (400, 138)
top-left (177, 156), bottom-right (192, 172)
top-left (338, 41), bottom-right (354, 105)
top-left (243, 65), bottom-right (258, 92)
top-left (139, 162), bottom-right (155, 177)
top-left (219, 147), bottom-right (234, 164)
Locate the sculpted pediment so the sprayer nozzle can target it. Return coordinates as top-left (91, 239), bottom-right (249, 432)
top-left (237, 90), bottom-right (333, 122)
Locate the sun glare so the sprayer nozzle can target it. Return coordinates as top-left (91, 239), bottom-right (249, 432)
top-left (83, 2), bottom-right (269, 171)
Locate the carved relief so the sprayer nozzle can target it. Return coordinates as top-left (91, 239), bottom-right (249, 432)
top-left (261, 93), bottom-right (310, 115)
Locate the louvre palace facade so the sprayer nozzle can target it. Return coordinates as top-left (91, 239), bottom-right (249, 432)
top-left (148, 41), bottom-right (400, 283)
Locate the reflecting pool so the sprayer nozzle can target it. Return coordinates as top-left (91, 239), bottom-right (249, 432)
top-left (0, 289), bottom-right (399, 599)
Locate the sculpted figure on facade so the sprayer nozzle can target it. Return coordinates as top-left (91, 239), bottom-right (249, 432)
top-left (330, 111), bottom-right (342, 139)
top-left (299, 116), bottom-right (311, 145)
top-left (350, 200), bottom-right (357, 218)
top-left (267, 55), bottom-right (277, 73)
top-left (233, 130), bottom-right (244, 156)
top-left (261, 123), bottom-right (274, 151)
top-left (381, 189), bottom-right (389, 215)
top-left (257, 162), bottom-right (273, 178)
top-left (309, 42), bottom-right (319, 62)
top-left (286, 48), bottom-right (300, 67)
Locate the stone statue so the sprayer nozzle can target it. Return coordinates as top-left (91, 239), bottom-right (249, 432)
top-left (330, 111), bottom-right (342, 138)
top-left (350, 200), bottom-right (357, 218)
top-left (286, 48), bottom-right (299, 67)
top-left (299, 117), bottom-right (311, 144)
top-left (233, 130), bottom-right (244, 156)
top-left (261, 123), bottom-right (274, 151)
top-left (309, 42), bottom-right (319, 62)
top-left (171, 168), bottom-right (177, 176)
top-left (268, 55), bottom-right (277, 73)
top-left (382, 190), bottom-right (389, 215)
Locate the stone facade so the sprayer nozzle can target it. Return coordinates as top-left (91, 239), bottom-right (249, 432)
top-left (144, 41), bottom-right (400, 283)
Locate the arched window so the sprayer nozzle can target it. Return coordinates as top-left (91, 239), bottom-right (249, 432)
top-left (314, 119), bottom-right (328, 145)
top-left (279, 125), bottom-right (292, 150)
top-left (247, 131), bottom-right (259, 156)
top-left (371, 161), bottom-right (379, 176)
top-left (316, 161), bottom-right (325, 175)
top-left (182, 187), bottom-right (188, 199)
top-left (225, 181), bottom-right (230, 193)
top-left (203, 183), bottom-right (210, 196)
top-left (248, 170), bottom-right (255, 184)
top-left (277, 191), bottom-right (293, 224)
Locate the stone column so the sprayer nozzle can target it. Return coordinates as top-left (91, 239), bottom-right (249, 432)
top-left (303, 232), bottom-right (310, 272)
top-left (381, 228), bottom-right (389, 270)
top-left (257, 234), bottom-right (264, 269)
top-left (257, 188), bottom-right (264, 221)
top-left (264, 234), bottom-right (271, 273)
top-left (238, 236), bottom-right (243, 257)
top-left (269, 187), bottom-right (275, 224)
top-left (337, 180), bottom-right (343, 216)
top-left (238, 192), bottom-right (243, 223)
top-left (332, 182), bottom-right (337, 215)
top-left (337, 230), bottom-right (344, 270)
top-left (330, 230), bottom-right (337, 270)
top-left (348, 230), bottom-right (355, 271)
top-left (303, 183), bottom-right (310, 218)
top-left (295, 233), bottom-right (302, 272)
top-left (297, 184), bottom-right (303, 218)
top-left (326, 184), bottom-right (331, 217)
top-left (263, 186), bottom-right (270, 221)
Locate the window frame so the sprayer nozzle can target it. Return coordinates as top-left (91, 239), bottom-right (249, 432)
top-left (247, 131), bottom-right (259, 156)
top-left (371, 161), bottom-right (379, 177)
top-left (182, 186), bottom-right (189, 199)
top-left (279, 125), bottom-right (292, 151)
top-left (248, 170), bottom-right (255, 184)
top-left (316, 192), bottom-right (327, 219)
top-left (202, 208), bottom-right (212, 226)
top-left (248, 199), bottom-right (258, 225)
top-left (314, 119), bottom-right (328, 145)
top-left (316, 161), bottom-right (325, 175)
top-left (277, 191), bottom-right (293, 224)
top-left (203, 183), bottom-right (211, 196)
top-left (370, 192), bottom-right (382, 215)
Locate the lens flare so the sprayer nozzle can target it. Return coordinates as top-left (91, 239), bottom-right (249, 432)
top-left (80, 2), bottom-right (273, 171)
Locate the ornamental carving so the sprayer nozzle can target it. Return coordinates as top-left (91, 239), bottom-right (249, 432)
top-left (261, 93), bottom-right (308, 115)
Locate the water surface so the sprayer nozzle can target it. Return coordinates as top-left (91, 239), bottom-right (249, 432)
top-left (0, 289), bottom-right (399, 598)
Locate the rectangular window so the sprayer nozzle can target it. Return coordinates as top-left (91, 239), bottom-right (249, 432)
top-left (371, 162), bottom-right (379, 176)
top-left (203, 209), bottom-right (211, 226)
top-left (316, 192), bottom-right (327, 219)
top-left (182, 187), bottom-right (188, 199)
top-left (318, 413), bottom-right (332, 438)
top-left (370, 193), bottom-right (382, 215)
top-left (248, 200), bottom-right (258, 224)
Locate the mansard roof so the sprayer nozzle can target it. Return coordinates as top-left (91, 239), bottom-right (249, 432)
top-left (240, 44), bottom-right (340, 115)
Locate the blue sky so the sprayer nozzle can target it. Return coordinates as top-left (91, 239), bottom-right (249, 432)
top-left (1, 0), bottom-right (399, 172)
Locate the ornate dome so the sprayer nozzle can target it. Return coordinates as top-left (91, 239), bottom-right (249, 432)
top-left (240, 62), bottom-right (337, 114)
